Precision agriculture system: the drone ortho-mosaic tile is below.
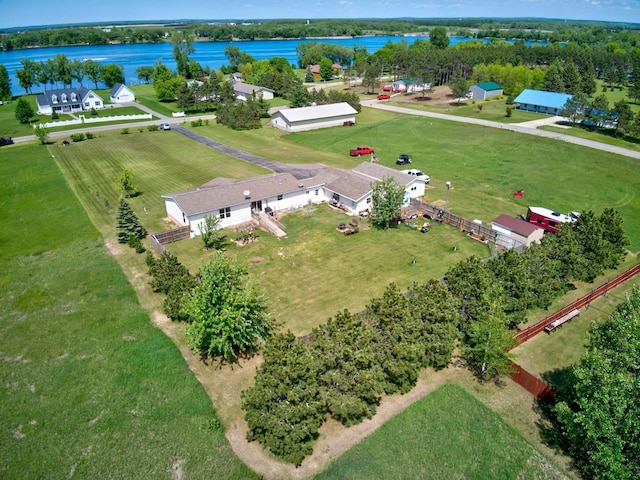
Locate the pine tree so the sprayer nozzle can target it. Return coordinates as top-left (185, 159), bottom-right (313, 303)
top-left (115, 199), bottom-right (147, 244)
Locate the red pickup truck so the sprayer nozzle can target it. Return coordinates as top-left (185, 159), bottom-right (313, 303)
top-left (349, 146), bottom-right (375, 156)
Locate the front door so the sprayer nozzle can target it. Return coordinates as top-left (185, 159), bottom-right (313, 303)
top-left (251, 200), bottom-right (263, 212)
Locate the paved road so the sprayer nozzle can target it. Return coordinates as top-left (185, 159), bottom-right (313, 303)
top-left (173, 125), bottom-right (327, 180)
top-left (11, 98), bottom-right (640, 163)
top-left (361, 99), bottom-right (640, 160)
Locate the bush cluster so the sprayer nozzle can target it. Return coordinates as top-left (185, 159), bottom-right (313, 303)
top-left (242, 208), bottom-right (629, 464)
top-left (70, 133), bottom-right (84, 142)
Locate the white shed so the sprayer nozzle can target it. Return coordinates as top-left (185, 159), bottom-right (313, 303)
top-left (270, 102), bottom-right (357, 132)
top-left (109, 83), bottom-right (136, 103)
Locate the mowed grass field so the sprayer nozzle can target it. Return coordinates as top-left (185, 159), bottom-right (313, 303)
top-left (315, 383), bottom-right (569, 480)
top-left (0, 143), bottom-right (256, 479)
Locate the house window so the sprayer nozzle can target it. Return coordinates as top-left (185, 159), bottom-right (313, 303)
top-left (95, 101), bottom-right (101, 106)
top-left (85, 102), bottom-right (90, 107)
top-left (52, 95), bottom-right (58, 104)
top-left (277, 194), bottom-right (283, 201)
top-left (306, 190), bottom-right (309, 195)
top-left (366, 197), bottom-right (372, 204)
top-left (219, 207), bottom-right (231, 219)
top-left (315, 189), bottom-right (319, 196)
top-left (71, 93), bottom-right (77, 101)
top-left (61, 94), bottom-right (67, 102)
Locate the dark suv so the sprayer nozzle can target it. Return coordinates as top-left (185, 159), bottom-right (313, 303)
top-left (396, 154), bottom-right (412, 165)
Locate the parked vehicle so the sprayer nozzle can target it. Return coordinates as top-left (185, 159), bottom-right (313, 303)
top-left (349, 146), bottom-right (374, 156)
top-left (0, 137), bottom-right (14, 146)
top-left (526, 206), bottom-right (579, 234)
top-left (377, 93), bottom-right (390, 100)
top-left (401, 169), bottom-right (430, 183)
top-left (159, 123), bottom-right (171, 130)
top-left (396, 154), bottom-right (412, 165)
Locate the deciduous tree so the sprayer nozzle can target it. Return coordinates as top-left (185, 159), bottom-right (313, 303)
top-left (182, 252), bottom-right (274, 361)
top-left (370, 176), bottom-right (405, 229)
top-left (199, 214), bottom-right (225, 250)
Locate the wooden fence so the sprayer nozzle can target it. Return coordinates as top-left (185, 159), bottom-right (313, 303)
top-left (514, 262), bottom-right (640, 344)
top-left (508, 362), bottom-right (557, 404)
top-left (150, 225), bottom-right (191, 255)
top-left (406, 199), bottom-right (525, 252)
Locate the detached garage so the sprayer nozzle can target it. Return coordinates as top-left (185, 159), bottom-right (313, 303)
top-left (492, 214), bottom-right (545, 248)
top-left (270, 102), bottom-right (357, 132)
top-left (469, 82), bottom-right (503, 100)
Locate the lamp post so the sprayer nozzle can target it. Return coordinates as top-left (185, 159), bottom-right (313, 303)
top-left (445, 181), bottom-right (451, 205)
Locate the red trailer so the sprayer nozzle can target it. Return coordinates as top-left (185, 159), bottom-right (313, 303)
top-left (526, 206), bottom-right (579, 234)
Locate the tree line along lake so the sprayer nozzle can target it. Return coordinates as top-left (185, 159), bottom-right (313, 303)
top-left (0, 35), bottom-right (545, 96)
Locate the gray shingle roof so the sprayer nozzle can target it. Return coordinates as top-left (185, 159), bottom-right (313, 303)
top-left (233, 83), bottom-right (274, 95)
top-left (36, 87), bottom-right (92, 108)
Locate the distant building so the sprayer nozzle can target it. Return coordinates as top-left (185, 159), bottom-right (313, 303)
top-left (469, 82), bottom-right (503, 100)
top-left (36, 87), bottom-right (103, 115)
top-left (109, 83), bottom-right (135, 103)
top-left (269, 102), bottom-right (357, 132)
top-left (233, 82), bottom-right (275, 101)
top-left (513, 89), bottom-right (573, 115)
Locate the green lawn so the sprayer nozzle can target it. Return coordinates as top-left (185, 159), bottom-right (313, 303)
top-left (52, 129), bottom-right (270, 235)
top-left (540, 124), bottom-right (640, 152)
top-left (315, 383), bottom-right (568, 480)
top-left (131, 84), bottom-right (181, 117)
top-left (169, 206), bottom-right (490, 334)
top-left (0, 143), bottom-right (256, 479)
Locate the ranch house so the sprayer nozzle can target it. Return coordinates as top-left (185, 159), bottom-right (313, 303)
top-left (233, 82), bottom-right (275, 101)
top-left (162, 163), bottom-right (425, 237)
top-left (36, 87), bottom-right (104, 115)
top-left (513, 89), bottom-right (573, 115)
top-left (109, 83), bottom-right (136, 103)
top-left (269, 102), bottom-right (357, 132)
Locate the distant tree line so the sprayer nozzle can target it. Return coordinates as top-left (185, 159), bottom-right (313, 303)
top-left (2, 19), bottom-right (639, 51)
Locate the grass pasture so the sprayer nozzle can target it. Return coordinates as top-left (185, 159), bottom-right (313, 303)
top-left (315, 383), bottom-right (568, 480)
top-left (52, 129), bottom-right (270, 235)
top-left (0, 144), bottom-right (256, 479)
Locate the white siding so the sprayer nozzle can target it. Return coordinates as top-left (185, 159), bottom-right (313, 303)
top-left (272, 112), bottom-right (356, 132)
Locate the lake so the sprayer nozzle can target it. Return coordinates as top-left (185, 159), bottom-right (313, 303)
top-left (0, 36), bottom-right (543, 95)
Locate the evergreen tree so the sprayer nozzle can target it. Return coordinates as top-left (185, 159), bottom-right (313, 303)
top-left (0, 64), bottom-right (12, 101)
top-left (562, 61), bottom-right (582, 94)
top-left (543, 60), bottom-right (565, 93)
top-left (304, 66), bottom-right (315, 83)
top-left (115, 199), bottom-right (147, 244)
top-left (614, 99), bottom-right (634, 135)
top-left (14, 97), bottom-right (34, 124)
top-left (578, 61), bottom-right (597, 96)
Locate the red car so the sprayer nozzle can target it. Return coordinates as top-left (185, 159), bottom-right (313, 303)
top-left (377, 93), bottom-right (390, 100)
top-left (349, 146), bottom-right (375, 156)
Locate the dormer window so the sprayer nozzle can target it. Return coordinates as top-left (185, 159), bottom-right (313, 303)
top-left (51, 94), bottom-right (58, 104)
top-left (61, 93), bottom-right (67, 102)
top-left (70, 93), bottom-right (77, 101)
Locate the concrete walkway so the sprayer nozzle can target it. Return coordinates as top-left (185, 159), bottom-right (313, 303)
top-left (361, 100), bottom-right (640, 160)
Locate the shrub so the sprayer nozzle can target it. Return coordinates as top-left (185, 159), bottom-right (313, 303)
top-left (138, 127), bottom-right (144, 133)
top-left (70, 133), bottom-right (85, 142)
top-left (85, 132), bottom-right (95, 139)
top-left (147, 124), bottom-right (159, 132)
top-left (506, 107), bottom-right (513, 117)
top-left (506, 96), bottom-right (515, 105)
top-left (51, 111), bottom-right (59, 120)
top-left (477, 105), bottom-right (483, 111)
top-left (191, 118), bottom-right (204, 127)
top-left (120, 128), bottom-right (130, 135)
top-left (90, 107), bottom-right (98, 116)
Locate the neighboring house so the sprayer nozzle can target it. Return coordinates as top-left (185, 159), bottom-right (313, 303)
top-left (230, 72), bottom-right (243, 82)
top-left (36, 87), bottom-right (103, 115)
top-left (109, 83), bottom-right (136, 103)
top-left (233, 82), bottom-right (275, 101)
top-left (513, 89), bottom-right (573, 115)
top-left (270, 102), bottom-right (357, 132)
top-left (162, 162), bottom-right (426, 237)
top-left (491, 214), bottom-right (545, 248)
top-left (309, 64), bottom-right (342, 79)
top-left (469, 82), bottom-right (503, 100)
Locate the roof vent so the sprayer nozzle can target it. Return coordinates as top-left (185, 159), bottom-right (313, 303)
top-left (298, 182), bottom-right (304, 188)
top-left (243, 190), bottom-right (250, 199)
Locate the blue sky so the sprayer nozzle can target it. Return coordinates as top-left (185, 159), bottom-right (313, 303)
top-left (1, 0), bottom-right (638, 29)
